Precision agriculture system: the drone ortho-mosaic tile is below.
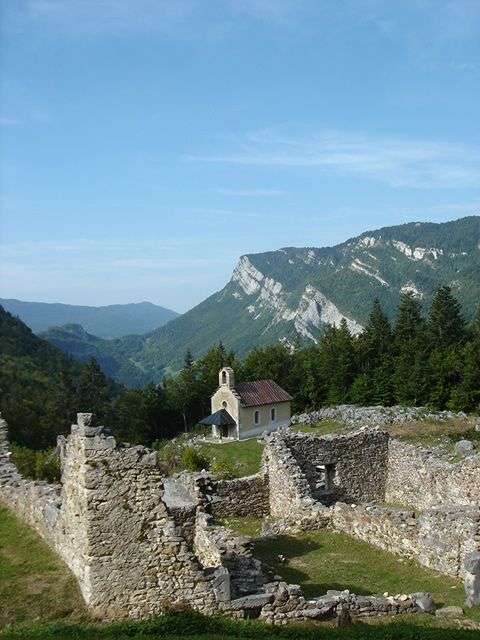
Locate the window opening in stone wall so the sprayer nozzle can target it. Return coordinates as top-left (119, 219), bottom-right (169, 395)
top-left (254, 410), bottom-right (259, 425)
top-left (222, 371), bottom-right (227, 384)
top-left (315, 463), bottom-right (336, 493)
top-left (222, 401), bottom-right (227, 409)
top-left (271, 407), bottom-right (275, 421)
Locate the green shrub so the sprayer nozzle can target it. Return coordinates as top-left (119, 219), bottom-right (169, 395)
top-left (180, 446), bottom-right (210, 472)
top-left (210, 458), bottom-right (237, 479)
top-left (11, 445), bottom-right (61, 483)
top-left (156, 439), bottom-right (184, 474)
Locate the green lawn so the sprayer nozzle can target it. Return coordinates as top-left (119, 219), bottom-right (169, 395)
top-left (1, 505), bottom-right (480, 639)
top-left (253, 528), bottom-right (480, 618)
top-left (197, 437), bottom-right (264, 477)
top-left (292, 419), bottom-right (345, 435)
top-left (0, 506), bottom-right (86, 629)
top-left (3, 611), bottom-right (480, 640)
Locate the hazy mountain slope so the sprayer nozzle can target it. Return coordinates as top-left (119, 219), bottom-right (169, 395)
top-left (40, 324), bottom-right (149, 387)
top-left (0, 306), bottom-right (77, 374)
top-left (0, 299), bottom-right (179, 338)
top-left (42, 216), bottom-right (480, 386)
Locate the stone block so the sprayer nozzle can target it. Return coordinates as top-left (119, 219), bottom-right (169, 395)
top-left (411, 592), bottom-right (436, 613)
top-left (464, 552), bottom-right (480, 574)
top-left (435, 606), bottom-right (464, 618)
top-left (228, 593), bottom-right (274, 610)
top-left (464, 572), bottom-right (480, 607)
top-left (455, 440), bottom-right (475, 457)
top-left (77, 413), bottom-right (96, 427)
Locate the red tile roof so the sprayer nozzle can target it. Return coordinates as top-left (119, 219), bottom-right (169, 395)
top-left (234, 379), bottom-right (293, 407)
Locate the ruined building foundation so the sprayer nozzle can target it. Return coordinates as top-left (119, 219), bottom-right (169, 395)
top-left (1, 412), bottom-right (479, 622)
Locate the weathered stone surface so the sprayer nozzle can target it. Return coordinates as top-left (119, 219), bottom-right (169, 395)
top-left (455, 440), bottom-right (475, 457)
top-left (386, 439), bottom-right (480, 510)
top-left (210, 473), bottom-right (269, 518)
top-left (411, 592), bottom-right (436, 613)
top-left (228, 593), bottom-right (274, 610)
top-left (435, 606), bottom-right (464, 618)
top-left (76, 412), bottom-right (96, 427)
top-left (464, 572), bottom-right (480, 608)
top-left (263, 427), bottom-right (389, 524)
top-left (292, 405), bottom-right (468, 429)
top-left (464, 552), bottom-right (480, 574)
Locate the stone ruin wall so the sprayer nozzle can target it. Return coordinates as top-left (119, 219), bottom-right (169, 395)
top-left (0, 414), bottom-right (221, 618)
top-left (209, 473), bottom-right (269, 518)
top-left (387, 439), bottom-right (480, 510)
top-left (0, 413), bottom-right (435, 623)
top-left (261, 427), bottom-right (480, 579)
top-left (281, 429), bottom-right (389, 504)
top-left (263, 428), bottom-right (389, 522)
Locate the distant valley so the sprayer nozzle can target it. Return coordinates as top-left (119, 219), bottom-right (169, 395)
top-left (0, 299), bottom-right (179, 339)
top-left (24, 216), bottom-right (480, 387)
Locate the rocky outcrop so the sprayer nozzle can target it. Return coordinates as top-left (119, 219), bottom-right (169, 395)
top-left (292, 405), bottom-right (468, 428)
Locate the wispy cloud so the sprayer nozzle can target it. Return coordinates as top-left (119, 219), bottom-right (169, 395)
top-left (186, 129), bottom-right (480, 189)
top-left (214, 188), bottom-right (286, 197)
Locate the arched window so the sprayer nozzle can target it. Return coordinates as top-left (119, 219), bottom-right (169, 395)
top-left (254, 410), bottom-right (260, 425)
top-left (221, 370), bottom-right (227, 384)
top-left (222, 401), bottom-right (227, 409)
top-left (270, 407), bottom-right (276, 422)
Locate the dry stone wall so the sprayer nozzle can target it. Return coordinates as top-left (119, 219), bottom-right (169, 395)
top-left (262, 430), bottom-right (316, 520)
top-left (1, 411), bottom-right (472, 623)
top-left (418, 507), bottom-right (480, 577)
top-left (210, 473), bottom-right (269, 518)
top-left (264, 428), bottom-right (389, 509)
top-left (387, 440), bottom-right (480, 509)
top-left (331, 503), bottom-right (420, 559)
top-left (194, 511), bottom-right (264, 598)
top-left (292, 405), bottom-right (468, 429)
top-left (0, 414), bottom-right (221, 618)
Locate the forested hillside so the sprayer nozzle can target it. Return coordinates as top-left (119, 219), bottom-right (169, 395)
top-left (0, 306), bottom-right (121, 448)
top-left (40, 216), bottom-right (480, 386)
top-left (2, 286), bottom-right (479, 455)
top-left (0, 299), bottom-right (178, 338)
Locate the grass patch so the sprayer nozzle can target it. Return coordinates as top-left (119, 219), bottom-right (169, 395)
top-left (387, 418), bottom-right (479, 452)
top-left (0, 506), bottom-right (86, 629)
top-left (293, 419), bottom-right (345, 435)
top-left (253, 529), bottom-right (479, 618)
top-left (216, 516), bottom-right (263, 537)
top-left (3, 610), bottom-right (480, 640)
top-left (197, 438), bottom-right (264, 477)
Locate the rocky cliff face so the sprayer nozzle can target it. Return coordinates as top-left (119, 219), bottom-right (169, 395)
top-left (231, 256), bottom-right (363, 342)
top-left (42, 216), bottom-right (480, 385)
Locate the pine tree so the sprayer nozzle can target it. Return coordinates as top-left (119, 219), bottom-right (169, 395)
top-left (356, 299), bottom-right (394, 404)
top-left (428, 286), bottom-right (466, 348)
top-left (322, 320), bottom-right (356, 404)
top-left (76, 358), bottom-right (110, 420)
top-left (394, 294), bottom-right (424, 348)
top-left (359, 299), bottom-right (393, 369)
top-left (449, 307), bottom-right (480, 411)
top-left (426, 288), bottom-right (466, 408)
top-left (393, 294), bottom-right (430, 405)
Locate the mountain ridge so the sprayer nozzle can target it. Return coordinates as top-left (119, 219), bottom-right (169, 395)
top-left (0, 299), bottom-right (179, 339)
top-left (42, 215), bottom-right (480, 386)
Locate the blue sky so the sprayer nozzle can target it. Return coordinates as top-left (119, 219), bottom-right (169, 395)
top-left (1, 0), bottom-right (479, 312)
